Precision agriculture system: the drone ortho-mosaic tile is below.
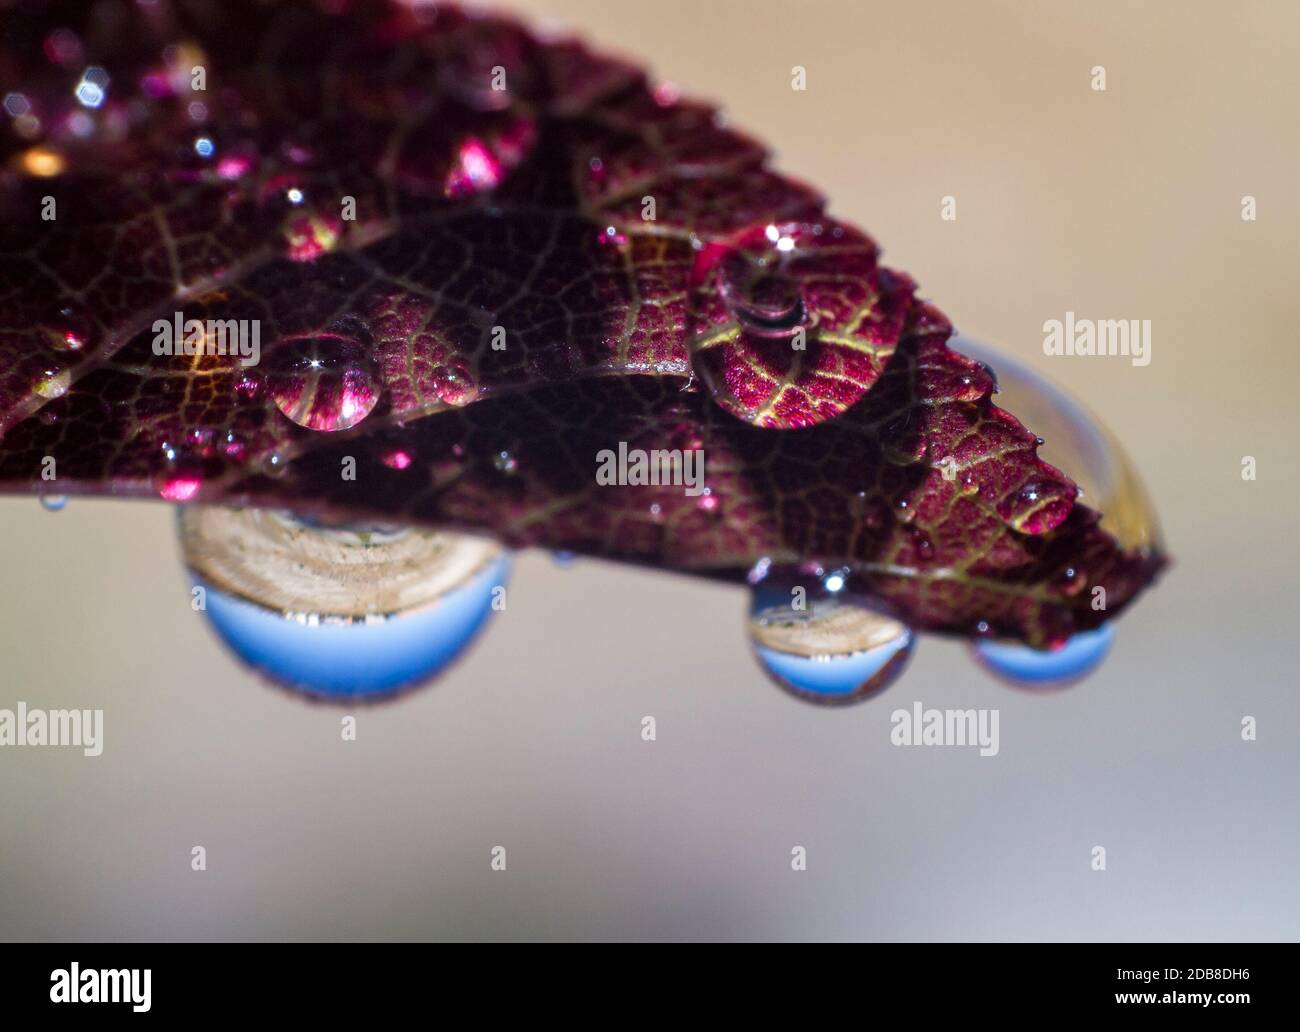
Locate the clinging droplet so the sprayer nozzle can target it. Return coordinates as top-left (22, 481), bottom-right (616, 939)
top-left (265, 322), bottom-right (381, 433)
top-left (972, 624), bottom-right (1114, 688)
top-left (748, 565), bottom-right (914, 705)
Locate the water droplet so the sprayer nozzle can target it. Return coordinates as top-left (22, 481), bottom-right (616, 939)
top-left (596, 224), bottom-right (628, 248)
top-left (381, 447), bottom-right (413, 471)
top-left (265, 325), bottom-right (381, 432)
top-left (179, 507), bottom-right (509, 700)
top-left (748, 565), bottom-right (914, 704)
top-left (155, 448), bottom-right (205, 501)
top-left (1060, 566), bottom-right (1088, 596)
top-left (234, 371), bottom-right (263, 399)
top-left (551, 550), bottom-right (577, 567)
top-left (719, 249), bottom-right (808, 342)
top-left (492, 450), bottom-right (518, 475)
top-left (33, 362), bottom-right (70, 399)
top-left (44, 303), bottom-right (96, 352)
top-left (282, 208), bottom-right (341, 262)
top-left (444, 136), bottom-right (504, 198)
top-left (951, 336), bottom-right (1161, 553)
top-left (39, 494), bottom-right (67, 511)
top-left (219, 431), bottom-right (246, 461)
top-left (972, 624), bottom-right (1114, 687)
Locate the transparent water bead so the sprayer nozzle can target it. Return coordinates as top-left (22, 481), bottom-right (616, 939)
top-left (265, 323), bottom-right (382, 433)
top-left (973, 624), bottom-right (1114, 688)
top-left (748, 566), bottom-right (914, 705)
top-left (948, 335), bottom-right (1161, 684)
top-left (951, 336), bottom-right (1162, 555)
top-left (179, 507), bottom-right (508, 700)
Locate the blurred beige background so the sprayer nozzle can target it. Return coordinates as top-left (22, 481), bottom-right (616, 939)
top-left (1, 0), bottom-right (1297, 941)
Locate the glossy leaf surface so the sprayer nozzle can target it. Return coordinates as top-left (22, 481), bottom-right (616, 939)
top-left (0, 0), bottom-right (1164, 646)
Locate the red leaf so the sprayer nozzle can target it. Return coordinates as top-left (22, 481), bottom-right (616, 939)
top-left (0, 0), bottom-right (1164, 646)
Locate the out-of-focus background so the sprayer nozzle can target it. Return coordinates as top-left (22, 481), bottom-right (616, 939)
top-left (1, 0), bottom-right (1297, 941)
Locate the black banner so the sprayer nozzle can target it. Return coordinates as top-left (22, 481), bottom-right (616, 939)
top-left (1, 946), bottom-right (1285, 1019)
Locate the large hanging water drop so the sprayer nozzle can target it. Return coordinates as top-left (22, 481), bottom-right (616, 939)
top-left (748, 565), bottom-right (914, 705)
top-left (179, 507), bottom-right (508, 700)
top-left (951, 336), bottom-right (1162, 554)
top-left (972, 624), bottom-right (1114, 688)
top-left (264, 321), bottom-right (381, 432)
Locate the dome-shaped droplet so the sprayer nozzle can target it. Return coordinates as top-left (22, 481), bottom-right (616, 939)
top-left (265, 323), bottom-right (381, 432)
top-left (39, 494), bottom-right (68, 511)
top-left (748, 565), bottom-right (914, 704)
top-left (972, 624), bottom-right (1114, 687)
top-left (951, 337), bottom-right (1161, 554)
top-left (44, 302), bottom-right (96, 352)
top-left (688, 226), bottom-right (869, 430)
top-left (33, 362), bottom-right (70, 399)
top-left (154, 441), bottom-right (208, 501)
top-left (179, 507), bottom-right (509, 700)
top-left (719, 249), bottom-right (807, 342)
top-left (492, 449), bottom-right (518, 474)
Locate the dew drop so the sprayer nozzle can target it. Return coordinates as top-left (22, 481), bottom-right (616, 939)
top-left (951, 336), bottom-right (1161, 553)
top-left (233, 370), bottom-right (263, 399)
top-left (381, 447), bottom-right (413, 471)
top-left (972, 624), bottom-right (1115, 688)
top-left (492, 450), bottom-right (518, 475)
top-left (39, 494), bottom-right (68, 512)
top-left (179, 507), bottom-right (509, 700)
top-left (261, 452), bottom-right (289, 478)
top-left (1060, 565), bottom-right (1088, 596)
top-left (265, 324), bottom-right (381, 432)
top-left (44, 303), bottom-right (96, 352)
top-left (748, 565), bottom-right (914, 704)
top-left (33, 362), bottom-right (70, 399)
top-left (719, 249), bottom-right (808, 342)
top-left (596, 224), bottom-right (629, 248)
top-left (444, 136), bottom-right (504, 198)
top-left (155, 443), bottom-right (206, 501)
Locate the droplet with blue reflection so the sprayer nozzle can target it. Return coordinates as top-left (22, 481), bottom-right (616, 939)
top-left (972, 624), bottom-right (1114, 687)
top-left (179, 507), bottom-right (508, 701)
top-left (748, 563), bottom-right (914, 705)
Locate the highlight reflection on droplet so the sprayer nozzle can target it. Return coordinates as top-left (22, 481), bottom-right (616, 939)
top-left (179, 507), bottom-right (508, 700)
top-left (972, 624), bottom-right (1114, 688)
top-left (749, 565), bottom-right (914, 705)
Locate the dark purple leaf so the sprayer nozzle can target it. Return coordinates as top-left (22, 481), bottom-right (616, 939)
top-left (0, 0), bottom-right (1164, 646)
